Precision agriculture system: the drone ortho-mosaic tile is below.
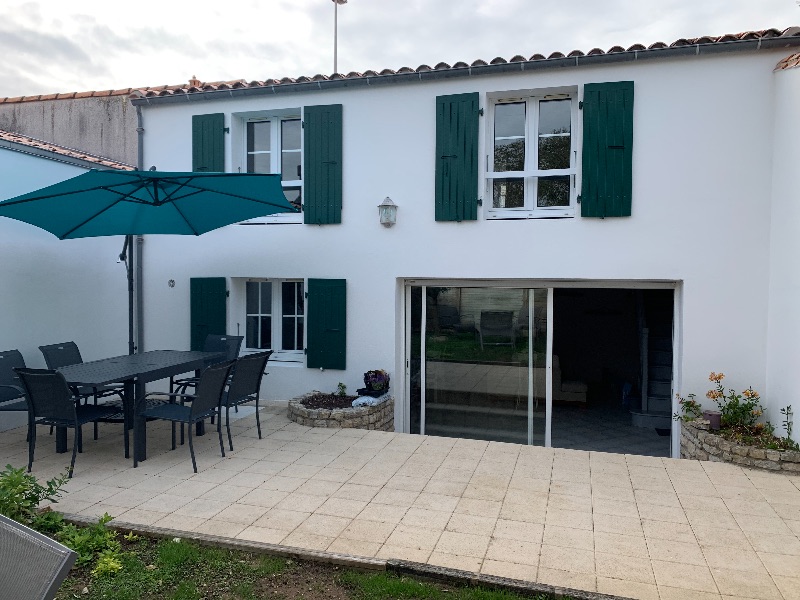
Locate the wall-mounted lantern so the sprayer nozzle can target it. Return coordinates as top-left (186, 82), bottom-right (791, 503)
top-left (378, 197), bottom-right (397, 227)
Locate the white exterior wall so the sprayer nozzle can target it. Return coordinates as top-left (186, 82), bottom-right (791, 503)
top-left (139, 51), bottom-right (787, 428)
top-left (0, 150), bottom-right (129, 429)
top-left (767, 65), bottom-right (800, 444)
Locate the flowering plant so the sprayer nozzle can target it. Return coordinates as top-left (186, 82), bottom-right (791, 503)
top-left (706, 372), bottom-right (763, 428)
top-left (673, 392), bottom-right (703, 422)
top-left (364, 369), bottom-right (390, 391)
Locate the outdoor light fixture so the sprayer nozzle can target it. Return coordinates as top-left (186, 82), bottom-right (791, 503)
top-left (378, 197), bottom-right (397, 227)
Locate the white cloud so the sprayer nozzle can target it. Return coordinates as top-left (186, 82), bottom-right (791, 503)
top-left (0, 0), bottom-right (797, 97)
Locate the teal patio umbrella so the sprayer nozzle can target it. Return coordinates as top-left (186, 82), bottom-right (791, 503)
top-left (0, 169), bottom-right (299, 353)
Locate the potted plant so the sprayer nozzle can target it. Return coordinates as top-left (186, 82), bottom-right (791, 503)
top-left (357, 369), bottom-right (390, 397)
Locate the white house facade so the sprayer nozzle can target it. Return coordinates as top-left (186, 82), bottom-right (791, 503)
top-left (128, 28), bottom-right (800, 457)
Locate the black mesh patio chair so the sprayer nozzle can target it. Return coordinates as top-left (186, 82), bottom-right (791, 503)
top-left (0, 513), bottom-right (77, 600)
top-left (141, 360), bottom-right (234, 473)
top-left (222, 351), bottom-right (272, 451)
top-left (39, 342), bottom-right (124, 440)
top-left (170, 334), bottom-right (243, 395)
top-left (14, 368), bottom-right (124, 478)
top-left (0, 349), bottom-right (28, 414)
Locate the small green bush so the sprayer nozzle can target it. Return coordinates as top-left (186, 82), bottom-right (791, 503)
top-left (0, 464), bottom-right (68, 529)
top-left (58, 513), bottom-right (122, 572)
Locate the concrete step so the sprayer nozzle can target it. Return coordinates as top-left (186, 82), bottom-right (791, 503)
top-left (646, 394), bottom-right (672, 413)
top-left (648, 381), bottom-right (672, 398)
top-left (651, 350), bottom-right (672, 366)
top-left (649, 365), bottom-right (672, 381)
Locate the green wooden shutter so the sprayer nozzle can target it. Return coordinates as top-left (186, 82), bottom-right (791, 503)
top-left (306, 278), bottom-right (346, 369)
top-left (192, 113), bottom-right (225, 172)
top-left (581, 82), bottom-right (634, 217)
top-left (190, 277), bottom-right (227, 351)
top-left (435, 92), bottom-right (479, 221)
top-left (303, 104), bottom-right (343, 224)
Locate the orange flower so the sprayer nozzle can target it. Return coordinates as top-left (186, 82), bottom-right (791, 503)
top-left (709, 372), bottom-right (725, 383)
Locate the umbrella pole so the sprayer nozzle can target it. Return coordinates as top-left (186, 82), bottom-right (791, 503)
top-left (121, 234), bottom-right (135, 355)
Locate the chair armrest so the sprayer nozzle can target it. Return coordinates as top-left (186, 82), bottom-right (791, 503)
top-left (144, 391), bottom-right (197, 403)
top-left (0, 384), bottom-right (23, 395)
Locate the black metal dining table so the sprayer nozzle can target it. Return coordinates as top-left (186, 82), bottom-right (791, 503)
top-left (57, 350), bottom-right (224, 465)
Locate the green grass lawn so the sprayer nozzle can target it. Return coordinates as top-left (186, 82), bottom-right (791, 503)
top-left (56, 536), bottom-right (573, 600)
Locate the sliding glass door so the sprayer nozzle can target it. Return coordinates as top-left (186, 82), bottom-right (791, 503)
top-left (407, 285), bottom-right (550, 445)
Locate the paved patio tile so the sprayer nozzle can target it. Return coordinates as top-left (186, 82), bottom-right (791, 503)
top-left (710, 567), bottom-right (782, 600)
top-left (8, 404), bottom-right (800, 600)
top-left (651, 559), bottom-right (719, 594)
top-left (542, 524), bottom-right (593, 552)
top-left (480, 559), bottom-right (536, 580)
top-left (594, 531), bottom-right (647, 558)
top-left (213, 503), bottom-right (268, 525)
top-left (596, 576), bottom-right (659, 600)
top-left (434, 531), bottom-right (490, 558)
top-left (536, 567), bottom-right (596, 592)
top-left (646, 537), bottom-right (706, 566)
top-left (428, 551), bottom-right (483, 573)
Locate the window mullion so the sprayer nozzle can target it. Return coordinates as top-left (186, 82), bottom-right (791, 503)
top-left (527, 98), bottom-right (538, 210)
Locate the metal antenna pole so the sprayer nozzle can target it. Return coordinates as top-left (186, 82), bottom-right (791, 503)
top-left (333, 0), bottom-right (347, 74)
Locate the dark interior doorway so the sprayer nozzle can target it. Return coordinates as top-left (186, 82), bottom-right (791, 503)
top-left (550, 288), bottom-right (673, 457)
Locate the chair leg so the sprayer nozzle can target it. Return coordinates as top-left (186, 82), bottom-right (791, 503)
top-left (226, 406), bottom-right (234, 452)
top-left (171, 422), bottom-right (176, 450)
top-left (123, 421), bottom-right (129, 459)
top-left (187, 425), bottom-right (197, 473)
top-left (255, 398), bottom-right (262, 440)
top-left (27, 425), bottom-right (36, 472)
top-left (69, 429), bottom-right (79, 478)
top-left (216, 410), bottom-right (225, 458)
top-left (93, 391), bottom-right (99, 440)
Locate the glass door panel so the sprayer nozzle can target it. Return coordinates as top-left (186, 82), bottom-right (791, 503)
top-left (413, 286), bottom-right (548, 445)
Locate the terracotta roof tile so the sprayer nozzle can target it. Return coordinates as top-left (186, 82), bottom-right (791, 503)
top-left (775, 52), bottom-right (800, 70)
top-left (2, 28), bottom-right (798, 105)
top-left (0, 128), bottom-right (135, 170)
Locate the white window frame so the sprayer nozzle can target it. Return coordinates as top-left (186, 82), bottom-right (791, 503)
top-left (243, 278), bottom-right (305, 358)
top-left (485, 88), bottom-right (579, 220)
top-left (234, 108), bottom-right (303, 224)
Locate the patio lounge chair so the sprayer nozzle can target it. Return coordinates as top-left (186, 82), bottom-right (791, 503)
top-left (222, 351), bottom-right (272, 450)
top-left (476, 310), bottom-right (517, 351)
top-left (0, 349), bottom-right (27, 414)
top-left (170, 334), bottom-right (243, 395)
top-left (140, 360), bottom-right (234, 473)
top-left (39, 342), bottom-right (124, 440)
top-left (14, 368), bottom-right (123, 478)
top-left (0, 513), bottom-right (76, 600)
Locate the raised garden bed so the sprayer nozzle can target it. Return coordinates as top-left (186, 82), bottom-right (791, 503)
top-left (681, 419), bottom-right (800, 472)
top-left (288, 392), bottom-right (394, 431)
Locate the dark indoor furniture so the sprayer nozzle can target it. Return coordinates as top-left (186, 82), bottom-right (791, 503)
top-left (15, 368), bottom-right (122, 478)
top-left (141, 360), bottom-right (234, 472)
top-left (57, 350), bottom-right (225, 466)
top-left (0, 513), bottom-right (77, 600)
top-left (222, 350), bottom-right (272, 450)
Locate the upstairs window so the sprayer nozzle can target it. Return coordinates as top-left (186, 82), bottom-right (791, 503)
top-left (487, 94), bottom-right (577, 219)
top-left (246, 117), bottom-right (302, 212)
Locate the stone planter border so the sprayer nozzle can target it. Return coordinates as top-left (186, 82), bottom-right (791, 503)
top-left (680, 420), bottom-right (800, 472)
top-left (288, 392), bottom-right (394, 431)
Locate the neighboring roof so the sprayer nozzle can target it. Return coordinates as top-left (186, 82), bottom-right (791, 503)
top-left (775, 52), bottom-right (800, 70)
top-left (0, 129), bottom-right (135, 170)
top-left (2, 27), bottom-right (798, 107)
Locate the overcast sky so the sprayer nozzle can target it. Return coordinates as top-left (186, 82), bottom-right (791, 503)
top-left (1, 0), bottom-right (797, 98)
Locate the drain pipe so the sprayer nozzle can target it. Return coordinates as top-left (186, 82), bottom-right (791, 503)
top-left (135, 105), bottom-right (145, 354)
